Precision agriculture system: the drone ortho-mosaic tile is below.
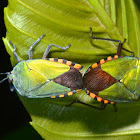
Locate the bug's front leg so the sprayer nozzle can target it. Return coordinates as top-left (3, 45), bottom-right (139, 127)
top-left (9, 41), bottom-right (20, 62)
top-left (28, 33), bottom-right (46, 59)
top-left (90, 27), bottom-right (134, 57)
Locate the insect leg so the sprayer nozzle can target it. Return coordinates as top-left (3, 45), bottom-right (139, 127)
top-left (42, 44), bottom-right (71, 59)
top-left (113, 103), bottom-right (117, 112)
top-left (9, 41), bottom-right (20, 62)
top-left (117, 39), bottom-right (134, 56)
top-left (8, 79), bottom-right (15, 92)
top-left (121, 47), bottom-right (134, 57)
top-left (67, 100), bottom-right (107, 110)
top-left (90, 27), bottom-right (134, 57)
top-left (90, 27), bottom-right (122, 43)
top-left (28, 33), bottom-right (46, 59)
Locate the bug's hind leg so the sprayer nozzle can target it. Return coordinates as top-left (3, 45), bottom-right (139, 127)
top-left (42, 44), bottom-right (71, 59)
top-left (67, 99), bottom-right (117, 111)
top-left (67, 100), bottom-right (107, 110)
top-left (9, 41), bottom-right (20, 62)
top-left (28, 33), bottom-right (46, 59)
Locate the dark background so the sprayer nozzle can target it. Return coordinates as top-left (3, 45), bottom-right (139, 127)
top-left (0, 1), bottom-right (42, 139)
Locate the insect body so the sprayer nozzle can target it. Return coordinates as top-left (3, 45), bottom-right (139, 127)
top-left (1, 34), bottom-right (83, 98)
top-left (82, 28), bottom-right (139, 110)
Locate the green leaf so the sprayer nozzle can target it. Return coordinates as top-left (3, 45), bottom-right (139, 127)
top-left (3, 0), bottom-right (140, 139)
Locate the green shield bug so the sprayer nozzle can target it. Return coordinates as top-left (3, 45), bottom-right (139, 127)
top-left (68, 28), bottom-right (138, 111)
top-left (82, 27), bottom-right (138, 110)
top-left (1, 34), bottom-right (83, 98)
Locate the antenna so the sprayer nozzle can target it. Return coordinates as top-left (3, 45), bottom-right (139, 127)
top-left (0, 72), bottom-right (10, 83)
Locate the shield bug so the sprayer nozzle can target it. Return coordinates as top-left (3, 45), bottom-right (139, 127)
top-left (1, 34), bottom-right (83, 98)
top-left (69, 28), bottom-right (137, 111)
top-left (82, 27), bottom-right (137, 110)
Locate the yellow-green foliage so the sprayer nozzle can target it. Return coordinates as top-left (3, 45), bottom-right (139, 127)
top-left (3, 0), bottom-right (140, 139)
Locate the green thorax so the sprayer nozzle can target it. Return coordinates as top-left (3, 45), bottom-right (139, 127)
top-left (98, 56), bottom-right (140, 102)
top-left (8, 59), bottom-right (71, 97)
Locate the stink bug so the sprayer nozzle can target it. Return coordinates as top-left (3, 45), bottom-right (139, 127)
top-left (1, 34), bottom-right (83, 98)
top-left (68, 28), bottom-right (137, 111)
top-left (82, 27), bottom-right (137, 110)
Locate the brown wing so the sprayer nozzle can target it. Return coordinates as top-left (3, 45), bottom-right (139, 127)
top-left (83, 65), bottom-right (117, 94)
top-left (53, 67), bottom-right (83, 90)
